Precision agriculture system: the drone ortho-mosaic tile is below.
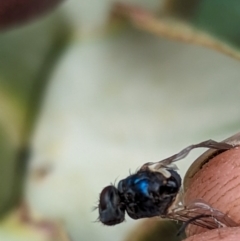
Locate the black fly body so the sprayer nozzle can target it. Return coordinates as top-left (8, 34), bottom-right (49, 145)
top-left (97, 140), bottom-right (238, 231)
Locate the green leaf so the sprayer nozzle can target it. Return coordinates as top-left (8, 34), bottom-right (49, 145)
top-left (0, 11), bottom-right (72, 217)
top-left (125, 220), bottom-right (186, 241)
top-left (114, 1), bottom-right (240, 60)
top-left (165, 0), bottom-right (240, 49)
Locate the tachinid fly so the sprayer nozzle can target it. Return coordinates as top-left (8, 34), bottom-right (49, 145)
top-left (98, 140), bottom-right (238, 230)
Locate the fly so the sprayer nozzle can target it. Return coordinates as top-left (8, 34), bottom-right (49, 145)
top-left (97, 139), bottom-right (238, 230)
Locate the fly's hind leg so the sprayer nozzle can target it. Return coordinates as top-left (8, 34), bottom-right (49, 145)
top-left (141, 140), bottom-right (236, 171)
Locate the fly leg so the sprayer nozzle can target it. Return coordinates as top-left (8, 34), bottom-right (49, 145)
top-left (141, 140), bottom-right (236, 170)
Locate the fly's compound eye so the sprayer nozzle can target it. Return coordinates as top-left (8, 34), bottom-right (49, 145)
top-left (98, 185), bottom-right (125, 226)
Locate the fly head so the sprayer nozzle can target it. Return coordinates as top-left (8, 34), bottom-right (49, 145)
top-left (98, 185), bottom-right (125, 225)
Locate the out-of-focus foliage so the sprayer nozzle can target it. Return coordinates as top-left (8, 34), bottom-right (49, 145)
top-left (0, 208), bottom-right (70, 241)
top-left (117, 0), bottom-right (240, 60)
top-left (0, 10), bottom-right (72, 217)
top-left (0, 0), bottom-right (64, 29)
top-left (165, 0), bottom-right (240, 47)
top-left (125, 220), bottom-right (185, 241)
top-left (0, 0), bottom-right (240, 241)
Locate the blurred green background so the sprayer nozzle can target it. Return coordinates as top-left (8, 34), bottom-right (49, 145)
top-left (0, 0), bottom-right (240, 241)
